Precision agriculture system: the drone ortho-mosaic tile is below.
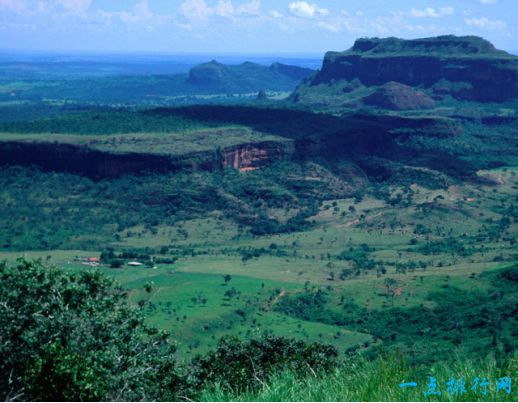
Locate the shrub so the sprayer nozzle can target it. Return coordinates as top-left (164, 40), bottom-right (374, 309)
top-left (189, 334), bottom-right (338, 392)
top-left (0, 259), bottom-right (184, 401)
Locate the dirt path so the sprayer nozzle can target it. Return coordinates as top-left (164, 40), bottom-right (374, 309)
top-left (263, 288), bottom-right (286, 312)
top-left (271, 289), bottom-right (286, 305)
top-left (340, 212), bottom-right (383, 228)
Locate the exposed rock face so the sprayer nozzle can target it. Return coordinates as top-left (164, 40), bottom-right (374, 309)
top-left (363, 82), bottom-right (435, 110)
top-left (0, 139), bottom-right (294, 179)
top-left (294, 35), bottom-right (518, 104)
top-left (223, 142), bottom-right (293, 172)
top-left (0, 105), bottom-right (464, 181)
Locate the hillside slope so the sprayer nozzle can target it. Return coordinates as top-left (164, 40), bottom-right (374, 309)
top-left (292, 35), bottom-right (518, 109)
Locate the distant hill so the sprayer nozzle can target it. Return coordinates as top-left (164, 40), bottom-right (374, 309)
top-left (0, 52), bottom-right (322, 80)
top-left (2, 60), bottom-right (315, 105)
top-left (186, 60), bottom-right (315, 93)
top-left (292, 35), bottom-right (518, 110)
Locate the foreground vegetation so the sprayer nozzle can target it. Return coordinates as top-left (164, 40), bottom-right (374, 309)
top-left (1, 260), bottom-right (515, 401)
top-left (203, 355), bottom-right (517, 402)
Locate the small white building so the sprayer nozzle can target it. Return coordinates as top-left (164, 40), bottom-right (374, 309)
top-left (127, 261), bottom-right (144, 267)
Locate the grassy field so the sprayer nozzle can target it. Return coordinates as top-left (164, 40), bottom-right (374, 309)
top-left (2, 166), bottom-right (516, 363)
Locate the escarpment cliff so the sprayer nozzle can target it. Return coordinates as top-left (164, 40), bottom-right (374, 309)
top-left (223, 142), bottom-right (294, 172)
top-left (0, 108), bottom-right (467, 181)
top-left (0, 139), bottom-right (295, 179)
top-left (293, 35), bottom-right (518, 108)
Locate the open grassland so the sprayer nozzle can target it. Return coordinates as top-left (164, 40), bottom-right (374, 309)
top-left (2, 167), bottom-right (516, 362)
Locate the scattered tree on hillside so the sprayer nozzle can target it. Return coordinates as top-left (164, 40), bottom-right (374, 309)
top-left (383, 277), bottom-right (398, 306)
top-left (223, 274), bottom-right (232, 285)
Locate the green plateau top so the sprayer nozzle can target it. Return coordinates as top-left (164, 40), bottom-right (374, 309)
top-left (327, 35), bottom-right (517, 60)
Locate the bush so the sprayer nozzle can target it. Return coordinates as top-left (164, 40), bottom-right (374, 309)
top-left (109, 258), bottom-right (124, 268)
top-left (155, 257), bottom-right (178, 264)
top-left (0, 259), bottom-right (184, 401)
top-left (189, 334), bottom-right (338, 392)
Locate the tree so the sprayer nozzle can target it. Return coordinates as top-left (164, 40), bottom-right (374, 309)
top-left (223, 274), bottom-right (232, 285)
top-left (110, 258), bottom-right (123, 268)
top-left (100, 248), bottom-right (116, 263)
top-left (0, 259), bottom-right (184, 401)
top-left (383, 277), bottom-right (398, 306)
top-left (224, 287), bottom-right (239, 299)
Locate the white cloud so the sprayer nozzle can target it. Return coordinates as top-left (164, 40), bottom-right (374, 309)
top-left (269, 9), bottom-right (282, 18)
top-left (236, 0), bottom-right (261, 16)
top-left (408, 7), bottom-right (454, 18)
top-left (56, 0), bottom-right (91, 15)
top-left (289, 1), bottom-right (328, 18)
top-left (439, 7), bottom-right (455, 16)
top-left (409, 7), bottom-right (439, 18)
top-left (465, 16), bottom-right (507, 31)
top-left (317, 21), bottom-right (339, 32)
top-left (480, 0), bottom-right (497, 4)
top-left (133, 0), bottom-right (152, 20)
top-left (97, 0), bottom-right (170, 25)
top-left (178, 0), bottom-right (259, 20)
top-left (180, 0), bottom-right (213, 20)
top-left (0, 0), bottom-right (26, 13)
top-left (214, 0), bottom-right (234, 18)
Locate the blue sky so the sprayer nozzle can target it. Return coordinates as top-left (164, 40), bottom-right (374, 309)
top-left (0, 0), bottom-right (515, 54)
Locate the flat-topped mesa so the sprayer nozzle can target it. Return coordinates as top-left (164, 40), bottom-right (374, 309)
top-left (346, 35), bottom-right (504, 57)
top-left (302, 35), bottom-right (518, 103)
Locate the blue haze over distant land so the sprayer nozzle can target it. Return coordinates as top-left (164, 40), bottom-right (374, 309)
top-left (0, 50), bottom-right (323, 80)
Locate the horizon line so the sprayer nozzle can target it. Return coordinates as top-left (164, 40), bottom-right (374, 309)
top-left (0, 48), bottom-right (328, 57)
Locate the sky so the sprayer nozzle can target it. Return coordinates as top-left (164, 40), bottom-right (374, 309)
top-left (0, 0), bottom-right (516, 54)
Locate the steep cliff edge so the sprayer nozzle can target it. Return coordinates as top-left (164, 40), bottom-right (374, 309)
top-left (292, 35), bottom-right (518, 108)
top-left (0, 139), bottom-right (294, 179)
top-left (0, 110), bottom-right (463, 180)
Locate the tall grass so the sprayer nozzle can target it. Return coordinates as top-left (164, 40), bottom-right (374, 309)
top-left (200, 353), bottom-right (517, 401)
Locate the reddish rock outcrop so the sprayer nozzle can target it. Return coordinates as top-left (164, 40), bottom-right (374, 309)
top-left (223, 141), bottom-right (293, 172)
top-left (0, 139), bottom-right (295, 179)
